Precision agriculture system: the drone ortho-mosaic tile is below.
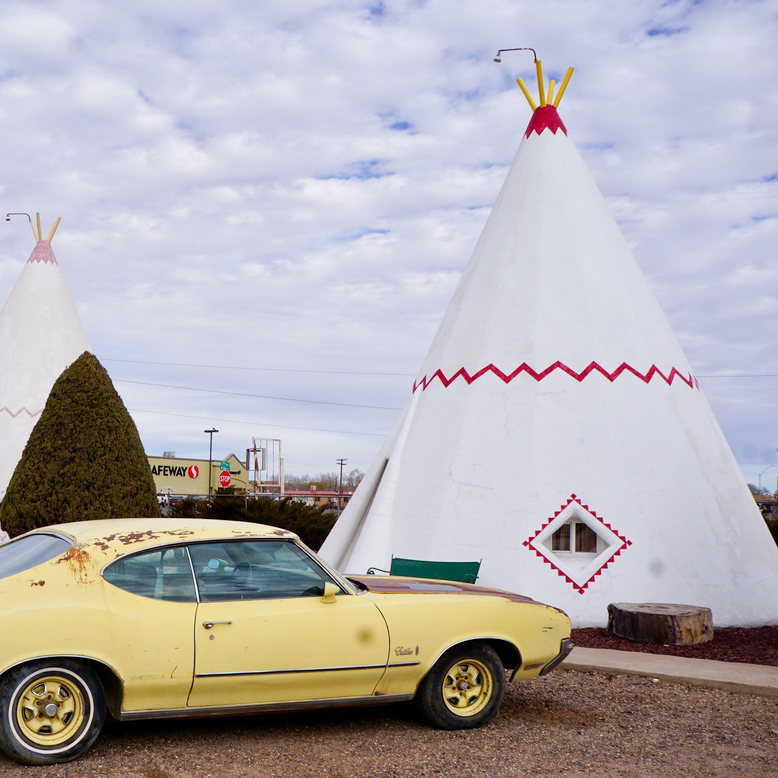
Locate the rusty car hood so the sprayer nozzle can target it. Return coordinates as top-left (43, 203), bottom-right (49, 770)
top-left (346, 574), bottom-right (539, 605)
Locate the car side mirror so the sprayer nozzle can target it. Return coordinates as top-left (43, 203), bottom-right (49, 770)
top-left (321, 582), bottom-right (339, 603)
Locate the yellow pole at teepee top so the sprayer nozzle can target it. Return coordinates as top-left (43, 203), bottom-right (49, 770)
top-left (46, 217), bottom-right (61, 243)
top-left (495, 49), bottom-right (574, 112)
top-left (553, 67), bottom-right (574, 107)
top-left (535, 59), bottom-right (546, 107)
top-left (35, 213), bottom-right (42, 243)
top-left (516, 77), bottom-right (537, 111)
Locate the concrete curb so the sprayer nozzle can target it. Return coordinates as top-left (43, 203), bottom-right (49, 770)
top-left (561, 646), bottom-right (778, 698)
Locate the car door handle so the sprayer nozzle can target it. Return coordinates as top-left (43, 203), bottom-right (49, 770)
top-left (203, 620), bottom-right (233, 629)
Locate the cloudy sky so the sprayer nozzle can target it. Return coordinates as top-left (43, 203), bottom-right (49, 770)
top-left (0, 0), bottom-right (776, 487)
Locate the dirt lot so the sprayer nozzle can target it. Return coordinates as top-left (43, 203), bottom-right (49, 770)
top-left (1, 669), bottom-right (775, 778)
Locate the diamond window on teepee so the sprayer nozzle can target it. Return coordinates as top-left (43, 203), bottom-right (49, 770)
top-left (550, 521), bottom-right (599, 554)
top-left (524, 495), bottom-right (631, 594)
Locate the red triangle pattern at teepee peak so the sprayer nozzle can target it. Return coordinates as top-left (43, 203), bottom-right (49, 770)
top-left (525, 105), bottom-right (567, 137)
top-left (27, 241), bottom-right (58, 265)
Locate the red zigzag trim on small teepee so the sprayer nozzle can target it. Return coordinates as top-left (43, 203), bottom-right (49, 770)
top-left (414, 360), bottom-right (698, 392)
top-left (0, 406), bottom-right (42, 419)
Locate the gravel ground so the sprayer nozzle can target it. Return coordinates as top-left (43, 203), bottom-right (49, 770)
top-left (2, 670), bottom-right (775, 778)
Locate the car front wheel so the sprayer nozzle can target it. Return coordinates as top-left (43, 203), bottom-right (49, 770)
top-left (0, 661), bottom-right (105, 765)
top-left (416, 643), bottom-right (505, 729)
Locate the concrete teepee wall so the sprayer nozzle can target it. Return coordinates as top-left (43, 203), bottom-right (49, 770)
top-left (320, 62), bottom-right (778, 627)
top-left (0, 215), bottom-right (91, 508)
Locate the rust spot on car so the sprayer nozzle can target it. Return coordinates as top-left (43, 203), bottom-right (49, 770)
top-left (91, 529), bottom-right (197, 550)
top-left (117, 531), bottom-right (159, 544)
top-left (56, 546), bottom-right (93, 583)
top-left (30, 580), bottom-right (46, 587)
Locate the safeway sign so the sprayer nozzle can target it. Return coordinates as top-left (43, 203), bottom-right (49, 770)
top-left (218, 471), bottom-right (232, 488)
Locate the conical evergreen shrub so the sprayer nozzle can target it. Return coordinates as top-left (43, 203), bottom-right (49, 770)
top-left (0, 352), bottom-right (160, 535)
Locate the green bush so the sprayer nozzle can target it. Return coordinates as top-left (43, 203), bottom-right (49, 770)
top-left (766, 518), bottom-right (778, 547)
top-left (0, 352), bottom-right (161, 535)
top-left (170, 495), bottom-right (336, 550)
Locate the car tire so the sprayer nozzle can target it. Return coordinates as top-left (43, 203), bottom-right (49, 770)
top-left (0, 660), bottom-right (106, 765)
top-left (416, 643), bottom-right (505, 730)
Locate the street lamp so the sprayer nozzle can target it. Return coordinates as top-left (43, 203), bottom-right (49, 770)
top-left (204, 429), bottom-right (218, 496)
top-left (757, 449), bottom-right (778, 492)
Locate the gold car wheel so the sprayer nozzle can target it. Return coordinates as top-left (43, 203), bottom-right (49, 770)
top-left (15, 674), bottom-right (86, 747)
top-left (441, 659), bottom-right (493, 717)
top-left (0, 662), bottom-right (105, 764)
top-left (416, 643), bottom-right (505, 729)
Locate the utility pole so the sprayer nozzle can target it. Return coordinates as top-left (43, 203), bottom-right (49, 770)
top-left (757, 450), bottom-right (778, 492)
top-left (337, 458), bottom-right (347, 516)
top-left (204, 428), bottom-right (218, 497)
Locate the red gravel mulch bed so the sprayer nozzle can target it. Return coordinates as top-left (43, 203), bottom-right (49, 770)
top-left (572, 626), bottom-right (778, 667)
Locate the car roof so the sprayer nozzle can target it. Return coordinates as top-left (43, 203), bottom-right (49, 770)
top-left (29, 518), bottom-right (297, 552)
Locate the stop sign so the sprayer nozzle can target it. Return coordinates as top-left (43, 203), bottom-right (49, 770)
top-left (218, 471), bottom-right (232, 488)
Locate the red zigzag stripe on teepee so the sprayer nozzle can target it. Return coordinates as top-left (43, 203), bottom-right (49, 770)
top-left (413, 361), bottom-right (698, 392)
top-left (0, 406), bottom-right (42, 419)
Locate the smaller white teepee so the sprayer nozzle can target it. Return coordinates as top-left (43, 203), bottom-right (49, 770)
top-left (0, 214), bottom-right (91, 516)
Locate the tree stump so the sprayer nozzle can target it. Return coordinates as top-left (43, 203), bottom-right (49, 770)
top-left (607, 603), bottom-right (713, 645)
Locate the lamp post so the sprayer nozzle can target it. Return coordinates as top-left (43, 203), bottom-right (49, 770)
top-left (204, 428), bottom-right (218, 497)
top-left (336, 458), bottom-right (347, 516)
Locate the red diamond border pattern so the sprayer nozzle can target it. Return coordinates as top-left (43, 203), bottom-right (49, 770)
top-left (523, 493), bottom-right (632, 594)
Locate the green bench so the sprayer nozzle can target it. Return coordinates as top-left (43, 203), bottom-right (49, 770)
top-left (367, 556), bottom-right (481, 584)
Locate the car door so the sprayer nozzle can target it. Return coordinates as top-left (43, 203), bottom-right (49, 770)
top-left (101, 545), bottom-right (198, 712)
top-left (187, 539), bottom-right (389, 708)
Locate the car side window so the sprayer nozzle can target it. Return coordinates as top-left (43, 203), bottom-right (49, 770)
top-left (189, 540), bottom-right (337, 602)
top-left (0, 534), bottom-right (72, 580)
top-left (103, 546), bottom-right (196, 602)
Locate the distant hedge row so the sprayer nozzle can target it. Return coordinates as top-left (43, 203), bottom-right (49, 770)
top-left (170, 495), bottom-right (337, 550)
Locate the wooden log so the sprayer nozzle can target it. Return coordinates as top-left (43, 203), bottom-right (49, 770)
top-left (607, 602), bottom-right (713, 645)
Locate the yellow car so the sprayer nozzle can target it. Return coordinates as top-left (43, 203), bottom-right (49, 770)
top-left (0, 518), bottom-right (572, 765)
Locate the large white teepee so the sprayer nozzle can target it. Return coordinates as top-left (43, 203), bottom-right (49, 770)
top-left (320, 64), bottom-right (778, 626)
top-left (0, 216), bottom-right (91, 511)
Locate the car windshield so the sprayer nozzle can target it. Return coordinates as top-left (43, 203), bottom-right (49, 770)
top-left (188, 539), bottom-right (338, 601)
top-left (0, 533), bottom-right (73, 580)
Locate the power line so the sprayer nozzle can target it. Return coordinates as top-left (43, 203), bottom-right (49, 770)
top-left (115, 378), bottom-right (403, 411)
top-left (697, 374), bottom-right (778, 378)
top-left (128, 408), bottom-right (389, 437)
top-left (104, 357), bottom-right (416, 377)
top-left (103, 357), bottom-right (778, 380)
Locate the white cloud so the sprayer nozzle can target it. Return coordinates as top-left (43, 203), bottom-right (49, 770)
top-left (0, 0), bottom-right (776, 479)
